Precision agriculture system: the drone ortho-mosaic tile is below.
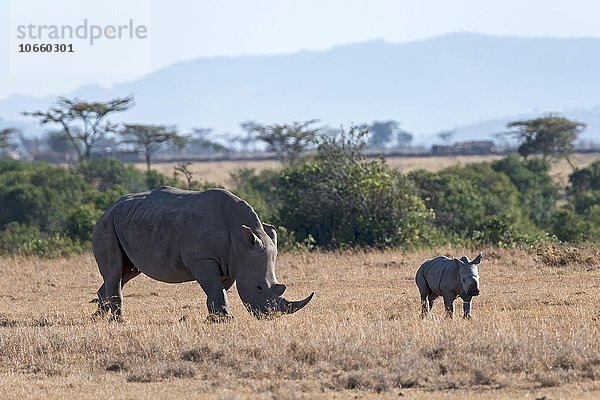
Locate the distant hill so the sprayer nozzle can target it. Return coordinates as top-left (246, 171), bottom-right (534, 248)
top-left (2, 33), bottom-right (600, 144)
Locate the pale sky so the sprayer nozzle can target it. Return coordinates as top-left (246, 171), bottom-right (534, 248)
top-left (2, 0), bottom-right (600, 100)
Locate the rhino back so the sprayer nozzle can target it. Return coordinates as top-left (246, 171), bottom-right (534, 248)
top-left (96, 187), bottom-right (259, 281)
top-left (419, 256), bottom-right (460, 296)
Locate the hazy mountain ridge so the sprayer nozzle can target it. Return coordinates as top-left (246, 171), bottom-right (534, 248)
top-left (1, 32), bottom-right (599, 144)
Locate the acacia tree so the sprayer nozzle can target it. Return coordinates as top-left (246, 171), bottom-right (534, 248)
top-left (507, 114), bottom-right (585, 168)
top-left (187, 128), bottom-right (228, 155)
top-left (396, 129), bottom-right (413, 148)
top-left (24, 95), bottom-right (134, 161)
top-left (236, 120), bottom-right (262, 152)
top-left (120, 123), bottom-right (187, 175)
top-left (366, 120), bottom-right (401, 149)
top-left (255, 120), bottom-right (322, 164)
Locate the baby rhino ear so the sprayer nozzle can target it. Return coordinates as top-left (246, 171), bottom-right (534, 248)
top-left (472, 251), bottom-right (484, 265)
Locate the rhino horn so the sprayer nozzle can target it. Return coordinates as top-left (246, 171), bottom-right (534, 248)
top-left (280, 292), bottom-right (315, 314)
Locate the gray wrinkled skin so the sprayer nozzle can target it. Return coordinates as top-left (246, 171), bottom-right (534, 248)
top-left (415, 252), bottom-right (483, 319)
top-left (91, 187), bottom-right (314, 321)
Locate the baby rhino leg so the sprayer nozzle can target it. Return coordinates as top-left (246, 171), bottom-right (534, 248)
top-left (443, 295), bottom-right (455, 318)
top-left (461, 295), bottom-right (473, 319)
top-left (416, 271), bottom-right (433, 318)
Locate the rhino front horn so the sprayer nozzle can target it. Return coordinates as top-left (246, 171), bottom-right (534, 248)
top-left (282, 292), bottom-right (315, 314)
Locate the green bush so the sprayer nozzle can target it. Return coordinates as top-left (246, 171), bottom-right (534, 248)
top-left (0, 157), bottom-right (27, 174)
top-left (72, 158), bottom-right (148, 193)
top-left (66, 204), bottom-right (104, 242)
top-left (146, 168), bottom-right (180, 189)
top-left (275, 226), bottom-right (316, 253)
top-left (72, 158), bottom-right (183, 197)
top-left (229, 168), bottom-right (281, 223)
top-left (0, 158), bottom-right (200, 258)
top-left (409, 161), bottom-right (547, 247)
top-left (572, 190), bottom-right (600, 215)
top-left (277, 127), bottom-right (435, 249)
top-left (550, 162), bottom-right (600, 243)
top-left (550, 207), bottom-right (600, 244)
top-left (408, 170), bottom-right (485, 238)
top-left (492, 155), bottom-right (559, 228)
top-left (0, 222), bottom-right (84, 257)
top-left (0, 162), bottom-right (96, 233)
top-left (568, 161), bottom-right (600, 194)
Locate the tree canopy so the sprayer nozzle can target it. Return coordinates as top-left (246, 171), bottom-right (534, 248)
top-left (254, 120), bottom-right (323, 164)
top-left (119, 123), bottom-right (187, 173)
top-left (24, 96), bottom-right (134, 161)
top-left (507, 114), bottom-right (585, 167)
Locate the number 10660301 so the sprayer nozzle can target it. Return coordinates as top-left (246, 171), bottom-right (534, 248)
top-left (18, 43), bottom-right (74, 53)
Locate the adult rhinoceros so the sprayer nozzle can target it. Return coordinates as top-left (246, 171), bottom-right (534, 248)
top-left (91, 186), bottom-right (314, 321)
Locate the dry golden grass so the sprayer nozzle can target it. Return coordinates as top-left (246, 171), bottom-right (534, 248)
top-left (1, 248), bottom-right (599, 399)
top-left (144, 153), bottom-right (600, 188)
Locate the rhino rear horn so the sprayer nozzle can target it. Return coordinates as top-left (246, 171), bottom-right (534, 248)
top-left (281, 292), bottom-right (315, 314)
top-left (473, 251), bottom-right (484, 264)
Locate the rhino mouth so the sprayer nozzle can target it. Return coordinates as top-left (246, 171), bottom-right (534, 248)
top-left (246, 292), bottom-right (315, 319)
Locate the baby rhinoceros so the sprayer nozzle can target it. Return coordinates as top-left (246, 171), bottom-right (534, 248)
top-left (415, 252), bottom-right (483, 319)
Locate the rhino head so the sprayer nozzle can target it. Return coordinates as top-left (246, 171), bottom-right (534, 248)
top-left (458, 252), bottom-right (483, 296)
top-left (236, 224), bottom-right (314, 318)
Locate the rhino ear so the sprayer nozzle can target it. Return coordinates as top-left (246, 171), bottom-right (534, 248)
top-left (459, 256), bottom-right (470, 264)
top-left (262, 223), bottom-right (277, 246)
top-left (242, 225), bottom-right (262, 247)
top-left (472, 251), bottom-right (484, 265)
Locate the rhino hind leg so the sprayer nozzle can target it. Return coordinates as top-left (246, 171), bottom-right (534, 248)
top-left (427, 293), bottom-right (438, 313)
top-left (91, 283), bottom-right (110, 319)
top-left (416, 270), bottom-right (433, 318)
top-left (93, 266), bottom-right (141, 319)
top-left (92, 230), bottom-right (139, 321)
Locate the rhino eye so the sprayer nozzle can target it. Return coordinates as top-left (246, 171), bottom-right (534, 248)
top-left (462, 278), bottom-right (466, 282)
top-left (256, 285), bottom-right (263, 291)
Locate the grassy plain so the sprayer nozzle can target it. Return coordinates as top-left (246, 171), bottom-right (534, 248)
top-left (1, 247), bottom-right (599, 399)
top-left (145, 153), bottom-right (600, 189)
top-left (2, 153), bottom-right (599, 398)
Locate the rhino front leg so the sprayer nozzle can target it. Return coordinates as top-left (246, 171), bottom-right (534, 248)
top-left (461, 295), bottom-right (473, 319)
top-left (443, 295), bottom-right (455, 319)
top-left (188, 260), bottom-right (233, 322)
